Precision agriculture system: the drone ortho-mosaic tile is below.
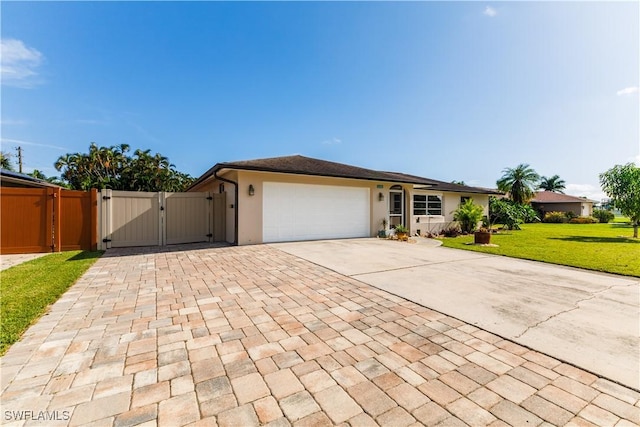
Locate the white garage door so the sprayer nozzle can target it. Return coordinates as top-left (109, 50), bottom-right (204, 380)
top-left (263, 182), bottom-right (370, 243)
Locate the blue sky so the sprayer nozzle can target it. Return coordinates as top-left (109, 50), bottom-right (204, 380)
top-left (1, 1), bottom-right (638, 201)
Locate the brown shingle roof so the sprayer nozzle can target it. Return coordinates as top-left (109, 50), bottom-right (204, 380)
top-left (190, 155), bottom-right (500, 194)
top-left (531, 191), bottom-right (594, 203)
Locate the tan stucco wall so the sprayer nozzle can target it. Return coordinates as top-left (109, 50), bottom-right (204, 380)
top-left (535, 202), bottom-right (593, 217)
top-left (191, 169), bottom-right (492, 244)
top-left (189, 171), bottom-right (237, 244)
top-left (235, 171), bottom-right (389, 245)
top-left (405, 191), bottom-right (489, 236)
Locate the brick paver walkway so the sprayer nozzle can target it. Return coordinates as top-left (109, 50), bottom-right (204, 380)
top-left (1, 253), bottom-right (48, 271)
top-left (1, 245), bottom-right (639, 426)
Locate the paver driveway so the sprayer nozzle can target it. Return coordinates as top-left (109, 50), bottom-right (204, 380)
top-left (1, 244), bottom-right (639, 426)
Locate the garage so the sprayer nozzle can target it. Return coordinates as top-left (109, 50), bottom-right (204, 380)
top-left (262, 182), bottom-right (370, 243)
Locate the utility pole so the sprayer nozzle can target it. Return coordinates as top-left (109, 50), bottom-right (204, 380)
top-left (16, 146), bottom-right (23, 173)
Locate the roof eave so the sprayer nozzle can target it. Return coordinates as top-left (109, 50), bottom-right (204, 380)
top-left (188, 159), bottom-right (500, 195)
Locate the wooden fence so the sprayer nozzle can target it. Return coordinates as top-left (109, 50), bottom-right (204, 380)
top-left (0, 187), bottom-right (97, 254)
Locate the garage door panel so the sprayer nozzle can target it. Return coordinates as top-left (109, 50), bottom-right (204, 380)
top-left (263, 182), bottom-right (370, 243)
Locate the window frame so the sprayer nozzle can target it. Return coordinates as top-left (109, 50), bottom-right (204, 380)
top-left (413, 193), bottom-right (443, 216)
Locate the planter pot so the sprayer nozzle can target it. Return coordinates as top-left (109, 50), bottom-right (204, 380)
top-left (378, 230), bottom-right (386, 238)
top-left (474, 231), bottom-right (491, 244)
top-left (396, 232), bottom-right (408, 241)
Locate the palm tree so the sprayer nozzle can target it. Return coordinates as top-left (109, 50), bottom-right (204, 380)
top-left (0, 152), bottom-right (14, 171)
top-left (497, 163), bottom-right (540, 204)
top-left (538, 175), bottom-right (566, 193)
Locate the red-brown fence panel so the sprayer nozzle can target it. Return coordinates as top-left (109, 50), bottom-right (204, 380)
top-left (59, 189), bottom-right (97, 251)
top-left (0, 187), bottom-right (53, 254)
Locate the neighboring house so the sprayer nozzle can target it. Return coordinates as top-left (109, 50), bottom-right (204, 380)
top-left (0, 169), bottom-right (61, 188)
top-left (189, 155), bottom-right (500, 245)
top-left (531, 191), bottom-right (595, 217)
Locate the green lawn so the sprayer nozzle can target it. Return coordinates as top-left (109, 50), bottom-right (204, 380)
top-left (0, 250), bottom-right (102, 355)
top-left (438, 222), bottom-right (639, 277)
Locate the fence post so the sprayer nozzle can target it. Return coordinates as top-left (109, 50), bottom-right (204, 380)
top-left (100, 189), bottom-right (112, 250)
top-left (161, 192), bottom-right (166, 246)
top-left (90, 189), bottom-right (98, 251)
top-left (52, 187), bottom-right (62, 252)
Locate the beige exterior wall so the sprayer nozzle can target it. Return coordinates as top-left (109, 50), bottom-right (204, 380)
top-left (190, 171), bottom-right (237, 244)
top-left (236, 171), bottom-right (388, 245)
top-left (405, 191), bottom-right (489, 236)
top-left (535, 202), bottom-right (593, 217)
top-left (190, 169), bottom-right (492, 244)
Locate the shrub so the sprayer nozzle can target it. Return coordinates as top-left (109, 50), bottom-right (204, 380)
top-left (394, 224), bottom-right (409, 233)
top-left (593, 209), bottom-right (615, 224)
top-left (569, 216), bottom-right (598, 224)
top-left (441, 225), bottom-right (461, 237)
top-left (543, 211), bottom-right (567, 223)
top-left (453, 199), bottom-right (484, 234)
top-left (565, 211), bottom-right (577, 220)
top-left (489, 198), bottom-right (540, 230)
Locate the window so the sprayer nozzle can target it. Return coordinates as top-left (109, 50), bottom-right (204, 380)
top-left (390, 192), bottom-right (403, 215)
top-left (413, 194), bottom-right (442, 215)
top-left (413, 195), bottom-right (427, 215)
top-left (428, 195), bottom-right (442, 215)
top-left (460, 196), bottom-right (470, 205)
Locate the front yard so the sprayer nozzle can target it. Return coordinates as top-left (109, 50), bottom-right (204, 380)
top-left (438, 222), bottom-right (639, 277)
top-left (0, 250), bottom-right (102, 355)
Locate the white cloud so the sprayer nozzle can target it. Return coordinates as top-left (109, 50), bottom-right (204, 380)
top-left (483, 6), bottom-right (497, 17)
top-left (1, 39), bottom-right (44, 88)
top-left (322, 137), bottom-right (342, 145)
top-left (565, 183), bottom-right (606, 202)
top-left (616, 86), bottom-right (639, 96)
top-left (0, 118), bottom-right (28, 125)
top-left (0, 138), bottom-right (68, 151)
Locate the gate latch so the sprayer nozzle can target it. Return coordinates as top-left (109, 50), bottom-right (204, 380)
top-left (206, 234), bottom-right (213, 238)
top-left (102, 238), bottom-right (112, 243)
top-left (102, 196), bottom-right (111, 200)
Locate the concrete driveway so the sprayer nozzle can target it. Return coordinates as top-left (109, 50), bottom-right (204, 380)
top-left (271, 238), bottom-right (640, 390)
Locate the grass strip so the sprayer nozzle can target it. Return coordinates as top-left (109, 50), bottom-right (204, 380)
top-left (0, 250), bottom-right (102, 355)
top-left (438, 223), bottom-right (639, 277)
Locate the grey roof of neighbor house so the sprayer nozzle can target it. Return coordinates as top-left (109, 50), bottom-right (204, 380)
top-left (0, 168), bottom-right (61, 188)
top-left (531, 191), bottom-right (595, 204)
top-left (191, 155), bottom-right (501, 195)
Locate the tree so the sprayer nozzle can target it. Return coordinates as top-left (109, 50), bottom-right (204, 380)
top-left (54, 143), bottom-right (194, 191)
top-left (496, 163), bottom-right (540, 204)
top-left (599, 163), bottom-right (640, 238)
top-left (538, 174), bottom-right (566, 193)
top-left (28, 169), bottom-right (69, 187)
top-left (453, 198), bottom-right (484, 233)
top-left (489, 197), bottom-right (540, 230)
top-left (0, 151), bottom-right (15, 171)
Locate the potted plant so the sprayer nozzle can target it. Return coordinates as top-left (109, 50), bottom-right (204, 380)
top-left (378, 218), bottom-right (388, 238)
top-left (474, 227), bottom-right (492, 244)
top-left (453, 199), bottom-right (490, 244)
top-left (394, 224), bottom-right (409, 241)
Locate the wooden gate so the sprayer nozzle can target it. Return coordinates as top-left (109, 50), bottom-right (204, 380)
top-left (59, 190), bottom-right (98, 251)
top-left (102, 191), bottom-right (162, 248)
top-left (165, 192), bottom-right (212, 245)
top-left (100, 190), bottom-right (225, 249)
top-left (0, 187), bottom-right (97, 254)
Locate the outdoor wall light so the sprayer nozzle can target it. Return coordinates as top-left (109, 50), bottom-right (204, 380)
top-left (378, 192), bottom-right (384, 202)
top-left (248, 185), bottom-right (255, 196)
